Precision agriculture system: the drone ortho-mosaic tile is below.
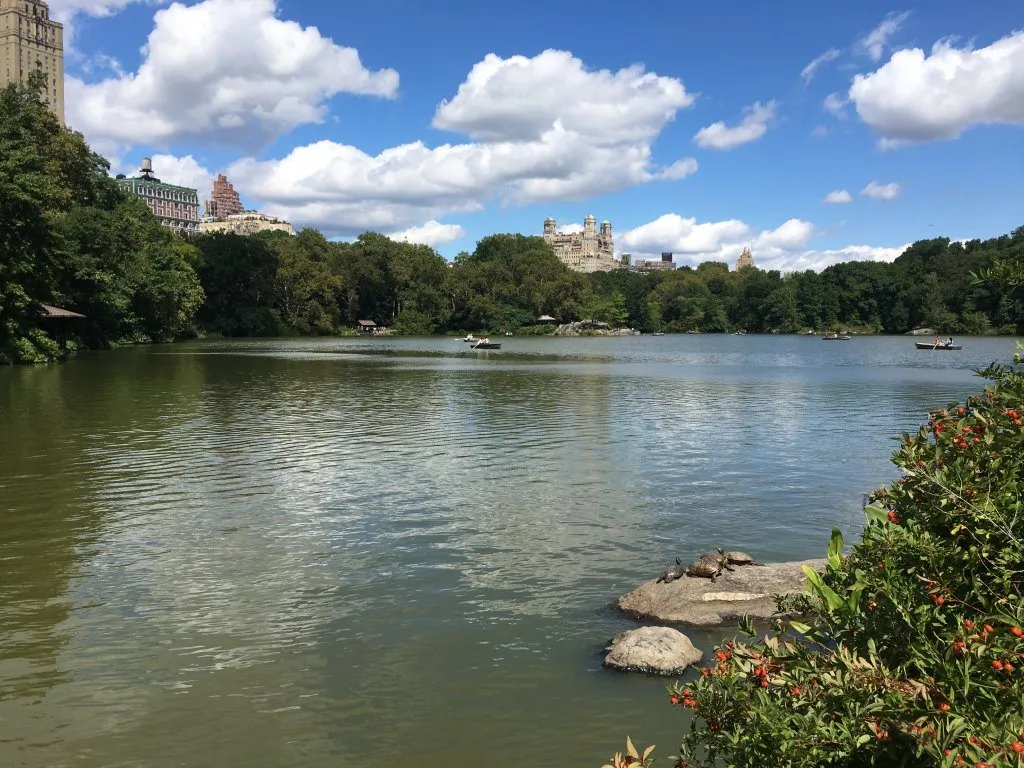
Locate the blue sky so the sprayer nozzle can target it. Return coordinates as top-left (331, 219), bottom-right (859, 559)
top-left (54, 0), bottom-right (1024, 269)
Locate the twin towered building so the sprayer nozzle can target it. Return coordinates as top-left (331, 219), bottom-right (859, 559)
top-left (543, 215), bottom-right (624, 273)
top-left (542, 216), bottom-right (756, 274)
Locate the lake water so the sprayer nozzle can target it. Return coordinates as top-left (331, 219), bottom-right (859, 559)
top-left (1, 334), bottom-right (1019, 767)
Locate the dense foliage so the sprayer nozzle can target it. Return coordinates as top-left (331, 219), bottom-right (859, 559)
top-left (0, 74), bottom-right (203, 363)
top-left (608, 362), bottom-right (1024, 768)
top-left (191, 230), bottom-right (1024, 339)
top-left (3, 75), bottom-right (1023, 363)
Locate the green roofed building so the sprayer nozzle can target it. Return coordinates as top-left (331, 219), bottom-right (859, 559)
top-left (116, 157), bottom-right (200, 233)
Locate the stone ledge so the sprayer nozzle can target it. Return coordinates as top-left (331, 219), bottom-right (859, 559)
top-left (616, 559), bottom-right (826, 627)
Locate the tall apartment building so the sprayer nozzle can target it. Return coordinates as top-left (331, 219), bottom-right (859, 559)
top-left (0, 0), bottom-right (64, 123)
top-left (116, 158), bottom-right (201, 234)
top-left (206, 174), bottom-right (244, 218)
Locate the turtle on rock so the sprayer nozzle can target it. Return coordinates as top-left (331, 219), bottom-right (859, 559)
top-left (656, 557), bottom-right (687, 584)
top-left (723, 551), bottom-right (764, 567)
top-left (698, 547), bottom-right (734, 567)
top-left (685, 549), bottom-right (733, 581)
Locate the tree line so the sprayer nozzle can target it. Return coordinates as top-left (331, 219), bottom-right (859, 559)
top-left (2, 76), bottom-right (1022, 364)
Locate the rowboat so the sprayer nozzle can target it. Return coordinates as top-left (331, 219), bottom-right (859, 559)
top-left (915, 342), bottom-right (962, 351)
top-left (461, 334), bottom-right (478, 343)
top-left (822, 334), bottom-right (851, 341)
top-left (472, 340), bottom-right (501, 350)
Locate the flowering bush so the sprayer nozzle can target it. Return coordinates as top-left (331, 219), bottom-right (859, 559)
top-left (609, 361), bottom-right (1024, 768)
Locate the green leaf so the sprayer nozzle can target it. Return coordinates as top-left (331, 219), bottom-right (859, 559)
top-left (789, 621), bottom-right (813, 636)
top-left (827, 527), bottom-right (844, 570)
top-left (864, 505), bottom-right (890, 525)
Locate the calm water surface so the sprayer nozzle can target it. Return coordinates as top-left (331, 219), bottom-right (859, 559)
top-left (1, 334), bottom-right (1019, 767)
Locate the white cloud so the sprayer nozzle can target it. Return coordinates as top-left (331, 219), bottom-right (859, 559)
top-left (848, 31), bottom-right (1024, 148)
top-left (556, 222), bottom-right (584, 234)
top-left (824, 189), bottom-right (853, 204)
top-left (67, 0), bottom-right (399, 151)
top-left (824, 92), bottom-right (848, 119)
top-left (48, 0), bottom-right (163, 21)
top-left (151, 154), bottom-right (216, 203)
top-left (857, 11), bottom-right (910, 62)
top-left (801, 48), bottom-right (841, 83)
top-left (433, 50), bottom-right (694, 144)
top-left (47, 0), bottom-right (168, 46)
top-left (860, 181), bottom-right (901, 200)
top-left (655, 157), bottom-right (699, 180)
top-left (811, 125), bottom-right (829, 138)
top-left (230, 128), bottom-right (693, 235)
top-left (619, 213), bottom-right (906, 272)
top-left (693, 101), bottom-right (776, 150)
top-left (227, 51), bottom-right (697, 235)
top-left (618, 214), bottom-right (811, 261)
top-left (387, 221), bottom-right (466, 247)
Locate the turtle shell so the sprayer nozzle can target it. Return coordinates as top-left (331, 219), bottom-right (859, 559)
top-left (685, 557), bottom-right (722, 578)
top-left (657, 564), bottom-right (686, 583)
top-left (724, 551), bottom-right (761, 566)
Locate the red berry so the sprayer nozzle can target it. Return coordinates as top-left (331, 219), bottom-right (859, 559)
top-left (1012, 627), bottom-right (1024, 638)
top-left (965, 620), bottom-right (974, 630)
top-left (936, 596), bottom-right (945, 606)
top-left (993, 660), bottom-right (1004, 670)
top-left (1011, 741), bottom-right (1024, 754)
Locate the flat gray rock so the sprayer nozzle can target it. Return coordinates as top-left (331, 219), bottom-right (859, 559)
top-left (603, 626), bottom-right (703, 675)
top-left (617, 559), bottom-right (826, 627)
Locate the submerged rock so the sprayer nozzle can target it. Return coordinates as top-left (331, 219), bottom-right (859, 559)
top-left (603, 626), bottom-right (703, 675)
top-left (617, 559), bottom-right (826, 627)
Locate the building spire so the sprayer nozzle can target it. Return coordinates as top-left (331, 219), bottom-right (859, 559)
top-left (735, 244), bottom-right (755, 270)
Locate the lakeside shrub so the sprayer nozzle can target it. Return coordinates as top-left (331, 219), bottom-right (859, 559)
top-left (609, 361), bottom-right (1024, 768)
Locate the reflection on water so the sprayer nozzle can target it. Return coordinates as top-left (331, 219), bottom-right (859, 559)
top-left (0, 335), bottom-right (1017, 767)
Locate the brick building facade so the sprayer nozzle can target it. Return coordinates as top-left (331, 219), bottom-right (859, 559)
top-left (206, 174), bottom-right (244, 218)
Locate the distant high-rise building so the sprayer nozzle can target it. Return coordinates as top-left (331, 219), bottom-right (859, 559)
top-left (735, 246), bottom-right (755, 270)
top-left (661, 252), bottom-right (673, 262)
top-left (206, 174), bottom-right (244, 218)
top-left (0, 0), bottom-right (64, 123)
top-left (542, 215), bottom-right (621, 273)
top-left (635, 258), bottom-right (676, 272)
top-left (116, 158), bottom-right (201, 233)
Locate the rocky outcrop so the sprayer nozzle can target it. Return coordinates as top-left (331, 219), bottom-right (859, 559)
top-left (553, 322), bottom-right (640, 337)
top-left (603, 626), bottom-right (703, 675)
top-left (616, 559), bottom-right (826, 627)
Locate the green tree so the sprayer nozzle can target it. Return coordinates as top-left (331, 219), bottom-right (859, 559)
top-left (270, 229), bottom-right (341, 334)
top-left (195, 233), bottom-right (283, 336)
